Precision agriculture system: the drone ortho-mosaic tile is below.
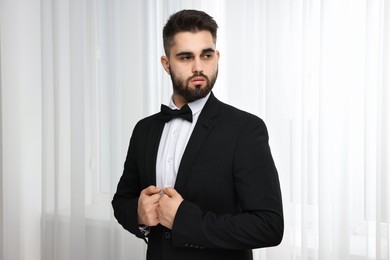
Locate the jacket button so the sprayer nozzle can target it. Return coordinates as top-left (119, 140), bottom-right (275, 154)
top-left (164, 231), bottom-right (171, 239)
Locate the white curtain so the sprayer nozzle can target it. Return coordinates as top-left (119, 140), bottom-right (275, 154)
top-left (1, 0), bottom-right (389, 259)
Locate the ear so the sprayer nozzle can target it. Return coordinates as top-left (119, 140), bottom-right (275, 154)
top-left (161, 56), bottom-right (170, 74)
top-left (216, 50), bottom-right (220, 60)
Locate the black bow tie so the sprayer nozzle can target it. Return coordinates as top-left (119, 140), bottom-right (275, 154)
top-left (160, 104), bottom-right (193, 123)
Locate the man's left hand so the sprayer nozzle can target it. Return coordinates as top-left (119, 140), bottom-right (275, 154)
top-left (157, 188), bottom-right (184, 229)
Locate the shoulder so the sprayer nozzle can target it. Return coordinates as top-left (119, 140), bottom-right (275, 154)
top-left (131, 112), bottom-right (162, 135)
top-left (136, 112), bottom-right (160, 126)
top-left (210, 95), bottom-right (267, 130)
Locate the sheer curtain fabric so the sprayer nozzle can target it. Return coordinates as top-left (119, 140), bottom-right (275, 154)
top-left (0, 0), bottom-right (389, 259)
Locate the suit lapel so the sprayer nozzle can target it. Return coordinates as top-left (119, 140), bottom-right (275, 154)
top-left (145, 116), bottom-right (166, 186)
top-left (174, 93), bottom-right (219, 194)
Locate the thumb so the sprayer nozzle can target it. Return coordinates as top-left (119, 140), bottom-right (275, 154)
top-left (143, 185), bottom-right (161, 196)
top-left (162, 187), bottom-right (179, 197)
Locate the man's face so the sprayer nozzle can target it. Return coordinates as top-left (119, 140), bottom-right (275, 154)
top-left (161, 31), bottom-right (220, 105)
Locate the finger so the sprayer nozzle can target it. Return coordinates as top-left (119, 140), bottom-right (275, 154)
top-left (158, 193), bottom-right (170, 204)
top-left (149, 193), bottom-right (163, 202)
top-left (162, 187), bottom-right (178, 197)
top-left (140, 194), bottom-right (161, 207)
top-left (143, 185), bottom-right (161, 196)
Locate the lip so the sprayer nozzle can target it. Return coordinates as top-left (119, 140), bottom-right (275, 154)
top-left (191, 77), bottom-right (206, 84)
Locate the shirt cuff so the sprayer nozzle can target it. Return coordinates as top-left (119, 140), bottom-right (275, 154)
top-left (138, 224), bottom-right (150, 237)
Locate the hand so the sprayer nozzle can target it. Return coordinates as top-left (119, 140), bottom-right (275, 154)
top-left (157, 188), bottom-right (184, 229)
top-left (137, 185), bottom-right (162, 226)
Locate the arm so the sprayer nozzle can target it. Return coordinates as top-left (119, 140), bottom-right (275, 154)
top-left (112, 124), bottom-right (150, 239)
top-left (171, 117), bottom-right (284, 249)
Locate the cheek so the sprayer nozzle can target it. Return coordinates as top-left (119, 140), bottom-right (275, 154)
top-left (170, 65), bottom-right (191, 79)
top-left (205, 63), bottom-right (218, 76)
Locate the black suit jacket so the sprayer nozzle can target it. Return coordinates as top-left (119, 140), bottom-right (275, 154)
top-left (112, 93), bottom-right (283, 260)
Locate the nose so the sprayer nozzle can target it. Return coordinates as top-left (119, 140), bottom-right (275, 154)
top-left (192, 57), bottom-right (203, 74)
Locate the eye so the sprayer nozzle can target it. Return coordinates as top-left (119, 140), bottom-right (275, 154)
top-left (179, 55), bottom-right (193, 61)
top-left (202, 52), bottom-right (214, 59)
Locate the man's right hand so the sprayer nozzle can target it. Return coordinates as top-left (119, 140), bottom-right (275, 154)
top-left (137, 185), bottom-right (162, 226)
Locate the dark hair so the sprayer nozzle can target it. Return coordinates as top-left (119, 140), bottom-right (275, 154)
top-left (162, 10), bottom-right (218, 56)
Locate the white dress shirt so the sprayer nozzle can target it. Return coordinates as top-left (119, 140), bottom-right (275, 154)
top-left (156, 93), bottom-right (210, 188)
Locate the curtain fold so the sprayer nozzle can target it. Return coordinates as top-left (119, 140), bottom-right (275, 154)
top-left (0, 0), bottom-right (389, 259)
top-left (1, 0), bottom-right (42, 259)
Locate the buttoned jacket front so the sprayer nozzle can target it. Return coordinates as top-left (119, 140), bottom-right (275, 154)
top-left (112, 92), bottom-right (284, 260)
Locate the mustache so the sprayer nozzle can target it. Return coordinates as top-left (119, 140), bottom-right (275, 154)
top-left (189, 72), bottom-right (209, 81)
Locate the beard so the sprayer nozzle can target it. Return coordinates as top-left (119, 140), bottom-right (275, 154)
top-left (169, 68), bottom-right (218, 103)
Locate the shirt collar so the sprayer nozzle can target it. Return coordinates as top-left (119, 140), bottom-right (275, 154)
top-left (168, 92), bottom-right (211, 116)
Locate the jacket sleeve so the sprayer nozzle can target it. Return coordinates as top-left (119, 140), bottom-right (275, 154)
top-left (171, 117), bottom-right (284, 249)
top-left (111, 123), bottom-right (145, 239)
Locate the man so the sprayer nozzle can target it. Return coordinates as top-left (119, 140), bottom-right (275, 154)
top-left (112, 9), bottom-right (283, 260)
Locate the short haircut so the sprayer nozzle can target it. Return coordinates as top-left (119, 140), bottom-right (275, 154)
top-left (162, 9), bottom-right (219, 56)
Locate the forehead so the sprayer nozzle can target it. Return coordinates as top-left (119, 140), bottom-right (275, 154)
top-left (170, 31), bottom-right (215, 54)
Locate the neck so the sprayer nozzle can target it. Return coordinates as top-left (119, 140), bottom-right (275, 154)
top-left (172, 93), bottom-right (188, 108)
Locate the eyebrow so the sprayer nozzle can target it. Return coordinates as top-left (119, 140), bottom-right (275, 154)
top-left (176, 51), bottom-right (193, 57)
top-left (201, 48), bottom-right (216, 53)
top-left (175, 48), bottom-right (216, 57)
